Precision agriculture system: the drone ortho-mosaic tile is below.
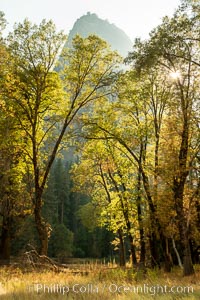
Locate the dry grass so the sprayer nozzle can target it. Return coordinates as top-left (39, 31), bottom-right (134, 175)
top-left (0, 265), bottom-right (199, 299)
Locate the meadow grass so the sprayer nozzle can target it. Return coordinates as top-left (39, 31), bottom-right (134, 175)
top-left (0, 265), bottom-right (199, 299)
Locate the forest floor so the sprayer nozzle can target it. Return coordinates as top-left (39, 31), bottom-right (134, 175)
top-left (0, 264), bottom-right (199, 299)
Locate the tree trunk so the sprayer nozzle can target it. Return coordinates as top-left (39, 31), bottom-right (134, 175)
top-left (34, 204), bottom-right (48, 255)
top-left (149, 233), bottom-right (160, 268)
top-left (136, 171), bottom-right (146, 267)
top-left (172, 238), bottom-right (183, 268)
top-left (183, 239), bottom-right (194, 276)
top-left (137, 200), bottom-right (146, 268)
top-left (33, 162), bottom-right (49, 255)
top-left (173, 179), bottom-right (194, 275)
top-left (139, 227), bottom-right (146, 266)
top-left (173, 103), bottom-right (194, 276)
top-left (173, 191), bottom-right (195, 275)
top-left (178, 212), bottom-right (194, 275)
top-left (163, 237), bottom-right (173, 272)
top-left (118, 229), bottom-right (126, 266)
top-left (128, 234), bottom-right (137, 266)
top-left (108, 169), bottom-right (137, 267)
top-left (0, 217), bottom-right (10, 265)
top-left (141, 167), bottom-right (163, 267)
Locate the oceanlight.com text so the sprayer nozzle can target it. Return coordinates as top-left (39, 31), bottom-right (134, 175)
top-left (29, 283), bottom-right (194, 296)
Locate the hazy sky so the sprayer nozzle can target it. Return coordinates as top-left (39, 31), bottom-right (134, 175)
top-left (1, 0), bottom-right (181, 40)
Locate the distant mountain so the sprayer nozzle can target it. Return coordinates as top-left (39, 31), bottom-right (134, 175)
top-left (65, 12), bottom-right (133, 57)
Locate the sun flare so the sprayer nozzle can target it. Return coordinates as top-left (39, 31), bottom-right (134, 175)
top-left (170, 70), bottom-right (181, 79)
